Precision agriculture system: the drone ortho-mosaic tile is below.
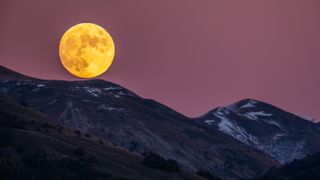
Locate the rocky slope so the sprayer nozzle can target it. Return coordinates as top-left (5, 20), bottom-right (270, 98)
top-left (0, 66), bottom-right (278, 179)
top-left (0, 92), bottom-right (201, 180)
top-left (197, 99), bottom-right (320, 164)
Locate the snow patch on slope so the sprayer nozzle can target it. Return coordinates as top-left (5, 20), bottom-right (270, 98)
top-left (204, 119), bottom-right (216, 126)
top-left (104, 87), bottom-right (122, 91)
top-left (213, 108), bottom-right (258, 145)
top-left (262, 119), bottom-right (287, 131)
top-left (241, 111), bottom-right (272, 120)
top-left (37, 84), bottom-right (45, 87)
top-left (98, 104), bottom-right (124, 111)
top-left (78, 87), bottom-right (103, 97)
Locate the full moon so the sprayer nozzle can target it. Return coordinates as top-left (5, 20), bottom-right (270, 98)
top-left (59, 23), bottom-right (115, 78)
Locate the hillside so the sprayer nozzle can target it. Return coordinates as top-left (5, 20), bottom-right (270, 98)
top-left (0, 92), bottom-right (202, 180)
top-left (256, 152), bottom-right (320, 180)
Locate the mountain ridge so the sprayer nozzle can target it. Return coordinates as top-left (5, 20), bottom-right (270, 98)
top-left (0, 65), bottom-right (37, 81)
top-left (0, 65), bottom-right (278, 179)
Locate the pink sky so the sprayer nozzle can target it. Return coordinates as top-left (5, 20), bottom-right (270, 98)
top-left (1, 0), bottom-right (320, 119)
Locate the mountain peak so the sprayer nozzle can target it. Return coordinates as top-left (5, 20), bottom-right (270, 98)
top-left (227, 98), bottom-right (266, 112)
top-left (198, 98), bottom-right (320, 164)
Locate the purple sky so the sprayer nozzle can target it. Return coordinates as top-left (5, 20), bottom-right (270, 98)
top-left (1, 0), bottom-right (320, 119)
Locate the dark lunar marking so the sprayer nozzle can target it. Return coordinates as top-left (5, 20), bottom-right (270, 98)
top-left (102, 39), bottom-right (107, 45)
top-left (89, 37), bottom-right (99, 47)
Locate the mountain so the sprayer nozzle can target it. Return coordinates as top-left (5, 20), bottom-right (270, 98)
top-left (0, 66), bottom-right (278, 179)
top-left (0, 91), bottom-right (201, 180)
top-left (256, 152), bottom-right (320, 180)
top-left (196, 99), bottom-right (320, 164)
top-left (0, 66), bottom-right (35, 81)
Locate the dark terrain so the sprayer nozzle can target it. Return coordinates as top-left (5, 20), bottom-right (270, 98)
top-left (256, 151), bottom-right (320, 180)
top-left (0, 66), bottom-right (278, 179)
top-left (0, 92), bottom-right (201, 180)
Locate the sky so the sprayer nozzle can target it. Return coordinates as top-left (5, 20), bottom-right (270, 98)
top-left (1, 0), bottom-right (320, 119)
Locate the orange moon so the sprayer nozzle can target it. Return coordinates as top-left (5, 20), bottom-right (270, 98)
top-left (59, 23), bottom-right (115, 78)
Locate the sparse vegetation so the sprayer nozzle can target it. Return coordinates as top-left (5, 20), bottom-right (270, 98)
top-left (74, 130), bottom-right (81, 137)
top-left (164, 159), bottom-right (180, 172)
top-left (142, 153), bottom-right (180, 172)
